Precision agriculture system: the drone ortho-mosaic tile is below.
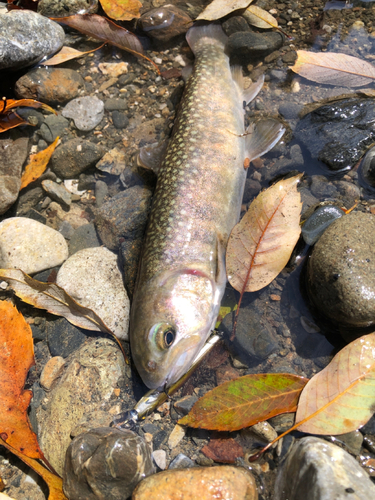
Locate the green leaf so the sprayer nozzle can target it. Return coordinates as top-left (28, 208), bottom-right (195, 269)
top-left (179, 373), bottom-right (308, 431)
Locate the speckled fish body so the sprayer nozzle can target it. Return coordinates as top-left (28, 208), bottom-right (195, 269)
top-left (130, 24), bottom-right (282, 389)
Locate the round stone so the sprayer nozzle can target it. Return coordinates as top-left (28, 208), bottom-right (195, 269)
top-left (306, 211), bottom-right (375, 327)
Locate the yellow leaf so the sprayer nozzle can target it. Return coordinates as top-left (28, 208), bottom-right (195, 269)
top-left (20, 137), bottom-right (59, 190)
top-left (99, 0), bottom-right (142, 21)
top-left (196, 0), bottom-right (254, 21)
top-left (244, 5), bottom-right (278, 29)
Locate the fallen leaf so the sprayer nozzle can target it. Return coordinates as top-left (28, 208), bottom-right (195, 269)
top-left (0, 112), bottom-right (30, 132)
top-left (99, 0), bottom-right (142, 21)
top-left (244, 5), bottom-right (278, 29)
top-left (179, 373), bottom-right (308, 431)
top-left (196, 0), bottom-right (254, 21)
top-left (20, 137), bottom-right (59, 190)
top-left (0, 98), bottom-right (56, 133)
top-left (201, 437), bottom-right (244, 463)
top-left (226, 174), bottom-right (302, 293)
top-left (52, 14), bottom-right (158, 71)
top-left (0, 301), bottom-right (43, 458)
top-left (0, 436), bottom-right (67, 500)
top-left (295, 333), bottom-right (375, 435)
top-left (0, 269), bottom-right (113, 334)
top-left (291, 50), bottom-right (375, 87)
top-left (40, 44), bottom-right (105, 66)
top-left (2, 99), bottom-right (56, 115)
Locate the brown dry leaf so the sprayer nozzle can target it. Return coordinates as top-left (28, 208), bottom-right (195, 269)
top-left (196, 0), bottom-right (254, 21)
top-left (40, 44), bottom-right (105, 66)
top-left (20, 137), bottom-right (59, 190)
top-left (99, 0), bottom-right (142, 21)
top-left (295, 332), bottom-right (375, 435)
top-left (0, 301), bottom-right (43, 458)
top-left (0, 112), bottom-right (30, 132)
top-left (291, 50), bottom-right (375, 87)
top-left (244, 4), bottom-right (278, 29)
top-left (0, 98), bottom-right (56, 133)
top-left (201, 438), bottom-right (244, 463)
top-left (3, 99), bottom-right (56, 115)
top-left (0, 437), bottom-right (67, 500)
top-left (226, 174), bottom-right (302, 293)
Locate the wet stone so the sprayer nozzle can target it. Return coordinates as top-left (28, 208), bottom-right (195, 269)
top-left (174, 395), bottom-right (198, 416)
top-left (274, 436), bottom-right (375, 500)
top-left (95, 179), bottom-right (108, 207)
top-left (15, 68), bottom-right (85, 105)
top-left (41, 179), bottom-right (72, 208)
top-left (95, 185), bottom-right (152, 250)
top-left (46, 317), bottom-right (87, 358)
top-left (294, 98), bottom-right (375, 171)
top-left (301, 205), bottom-right (344, 246)
top-left (39, 115), bottom-right (69, 143)
top-left (104, 98), bottom-right (128, 111)
top-left (307, 211), bottom-right (375, 327)
top-left (0, 137), bottom-right (29, 216)
top-left (332, 430), bottom-right (364, 456)
top-left (222, 16), bottom-right (251, 36)
top-left (0, 10), bottom-right (65, 70)
top-left (62, 96), bottom-right (104, 131)
top-left (169, 453), bottom-right (196, 469)
top-left (112, 110), bottom-right (129, 129)
top-left (228, 31), bottom-right (284, 61)
top-left (140, 5), bottom-right (193, 42)
top-left (37, 0), bottom-right (98, 17)
top-left (40, 356), bottom-right (65, 391)
top-left (132, 466), bottom-right (258, 500)
top-left (51, 138), bottom-right (104, 178)
top-left (96, 147), bottom-right (126, 176)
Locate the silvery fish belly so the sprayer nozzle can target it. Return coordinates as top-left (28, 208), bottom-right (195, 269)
top-left (130, 24), bottom-right (284, 389)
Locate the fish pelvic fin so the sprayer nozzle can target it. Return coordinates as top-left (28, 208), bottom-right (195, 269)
top-left (231, 66), bottom-right (264, 106)
top-left (245, 119), bottom-right (285, 162)
top-left (186, 23), bottom-right (228, 55)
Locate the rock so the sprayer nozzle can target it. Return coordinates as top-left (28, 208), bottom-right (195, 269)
top-left (152, 449), bottom-right (167, 470)
top-left (63, 427), bottom-right (154, 499)
top-left (133, 466), bottom-right (258, 500)
top-left (243, 179), bottom-right (261, 204)
top-left (41, 179), bottom-right (72, 207)
top-left (227, 31), bottom-right (284, 61)
top-left (37, 0), bottom-right (98, 17)
top-left (310, 175), bottom-right (338, 199)
top-left (0, 10), bottom-right (64, 69)
top-left (47, 317), bottom-right (87, 358)
top-left (15, 68), bottom-right (85, 104)
top-left (140, 5), bottom-right (193, 42)
top-left (222, 16), bottom-right (251, 36)
top-left (294, 98), bottom-right (375, 171)
top-left (274, 436), bottom-right (375, 500)
top-left (307, 211), bottom-right (375, 327)
top-left (112, 111), bottom-right (129, 129)
top-left (0, 217), bottom-right (68, 274)
top-left (174, 395), bottom-right (198, 416)
top-left (168, 424), bottom-right (186, 449)
top-left (104, 98), bottom-right (128, 111)
top-left (278, 102), bottom-right (303, 120)
top-left (99, 62), bottom-right (129, 77)
top-left (169, 453), bottom-right (196, 469)
top-left (95, 186), bottom-right (152, 250)
top-left (95, 180), bottom-right (108, 208)
top-left (62, 96), bottom-right (104, 131)
top-left (51, 139), bottom-right (104, 178)
top-left (37, 338), bottom-right (126, 474)
top-left (40, 356), bottom-right (65, 391)
top-left (56, 247), bottom-right (130, 340)
top-left (201, 438), bottom-right (244, 464)
top-left (96, 147), bottom-right (126, 176)
top-left (333, 430), bottom-right (363, 456)
top-left (301, 205), bottom-right (344, 246)
top-left (0, 137), bottom-right (29, 215)
top-left (39, 115), bottom-right (69, 143)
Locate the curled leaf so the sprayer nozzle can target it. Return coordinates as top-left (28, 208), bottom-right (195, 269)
top-left (244, 5), bottom-right (278, 29)
top-left (179, 373), bottom-right (308, 431)
top-left (2, 98), bottom-right (56, 115)
top-left (20, 137), bottom-right (59, 190)
top-left (291, 50), bottom-right (375, 87)
top-left (196, 0), bottom-right (254, 21)
top-left (41, 44), bottom-right (105, 66)
top-left (99, 0), bottom-right (142, 21)
top-left (296, 332), bottom-right (375, 435)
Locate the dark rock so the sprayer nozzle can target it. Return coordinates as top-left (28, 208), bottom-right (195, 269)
top-left (301, 205), bottom-right (344, 246)
top-left (222, 302), bottom-right (280, 365)
top-left (46, 317), bottom-right (87, 358)
top-left (153, 430), bottom-right (168, 449)
top-left (278, 102), bottom-right (303, 120)
top-left (228, 31), bottom-right (284, 61)
top-left (39, 115), bottom-right (69, 143)
top-left (174, 395), bottom-right (198, 416)
top-left (274, 436), bottom-right (375, 500)
top-left (269, 69), bottom-right (287, 82)
top-left (141, 423), bottom-right (159, 435)
top-left (222, 16), bottom-right (250, 36)
top-left (0, 137), bottom-right (29, 215)
top-left (78, 173), bottom-right (96, 191)
top-left (119, 237), bottom-right (143, 298)
top-left (243, 179), bottom-right (261, 203)
top-left (0, 10), bottom-right (65, 70)
top-left (361, 415), bottom-right (375, 435)
top-left (69, 223), bottom-right (101, 255)
top-left (51, 139), bottom-right (104, 178)
top-left (16, 108), bottom-right (45, 127)
top-left (15, 68), bottom-right (85, 104)
top-left (140, 5), bottom-right (192, 42)
top-left (112, 111), bottom-right (129, 129)
top-left (299, 187), bottom-right (319, 214)
top-left (294, 98), bottom-right (375, 171)
top-left (282, 50), bottom-right (297, 64)
top-left (95, 186), bottom-right (152, 250)
top-left (104, 98), bottom-right (128, 111)
top-left (63, 427), bottom-right (154, 500)
top-left (334, 180), bottom-right (361, 207)
top-left (332, 430), bottom-right (363, 456)
top-left (29, 382), bottom-right (46, 435)
top-left (310, 175), bottom-right (338, 199)
top-left (307, 211), bottom-right (375, 327)
top-left (169, 453), bottom-right (196, 469)
top-left (37, 0), bottom-right (98, 17)
top-left (95, 180), bottom-right (109, 208)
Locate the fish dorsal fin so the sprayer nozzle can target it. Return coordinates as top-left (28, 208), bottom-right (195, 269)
top-left (245, 118), bottom-right (285, 162)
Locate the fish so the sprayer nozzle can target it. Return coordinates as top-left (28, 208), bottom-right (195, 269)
top-left (130, 23), bottom-right (285, 390)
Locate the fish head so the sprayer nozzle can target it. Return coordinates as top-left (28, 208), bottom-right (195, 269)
top-left (130, 269), bottom-right (220, 389)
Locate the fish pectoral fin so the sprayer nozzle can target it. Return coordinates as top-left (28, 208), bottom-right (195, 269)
top-left (137, 139), bottom-right (169, 175)
top-left (215, 235), bottom-right (227, 286)
top-left (245, 118), bottom-right (285, 162)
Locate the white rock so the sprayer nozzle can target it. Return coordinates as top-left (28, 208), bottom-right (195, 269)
top-left (152, 449), bottom-right (167, 470)
top-left (168, 424), bottom-right (186, 449)
top-left (56, 247), bottom-right (130, 340)
top-left (0, 217), bottom-right (68, 274)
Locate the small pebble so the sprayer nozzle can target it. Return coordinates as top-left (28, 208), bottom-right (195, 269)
top-left (62, 96), bottom-right (104, 131)
top-left (152, 449), bottom-right (167, 470)
top-left (168, 424), bottom-right (186, 449)
top-left (40, 356), bottom-right (65, 391)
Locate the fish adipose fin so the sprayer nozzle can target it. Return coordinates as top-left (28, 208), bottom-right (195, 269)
top-left (245, 119), bottom-right (285, 162)
top-left (186, 23), bottom-right (228, 54)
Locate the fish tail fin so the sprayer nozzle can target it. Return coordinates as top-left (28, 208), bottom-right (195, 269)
top-left (186, 23), bottom-right (228, 55)
top-left (245, 119), bottom-right (285, 161)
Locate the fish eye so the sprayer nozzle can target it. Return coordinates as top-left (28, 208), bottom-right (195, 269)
top-left (149, 323), bottom-right (176, 350)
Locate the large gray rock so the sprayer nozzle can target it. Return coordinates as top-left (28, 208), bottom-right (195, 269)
top-left (0, 10), bottom-right (65, 70)
top-left (275, 436), bottom-right (375, 500)
top-left (307, 211), bottom-right (375, 327)
top-left (0, 137), bottom-right (29, 215)
top-left (51, 139), bottom-right (104, 178)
